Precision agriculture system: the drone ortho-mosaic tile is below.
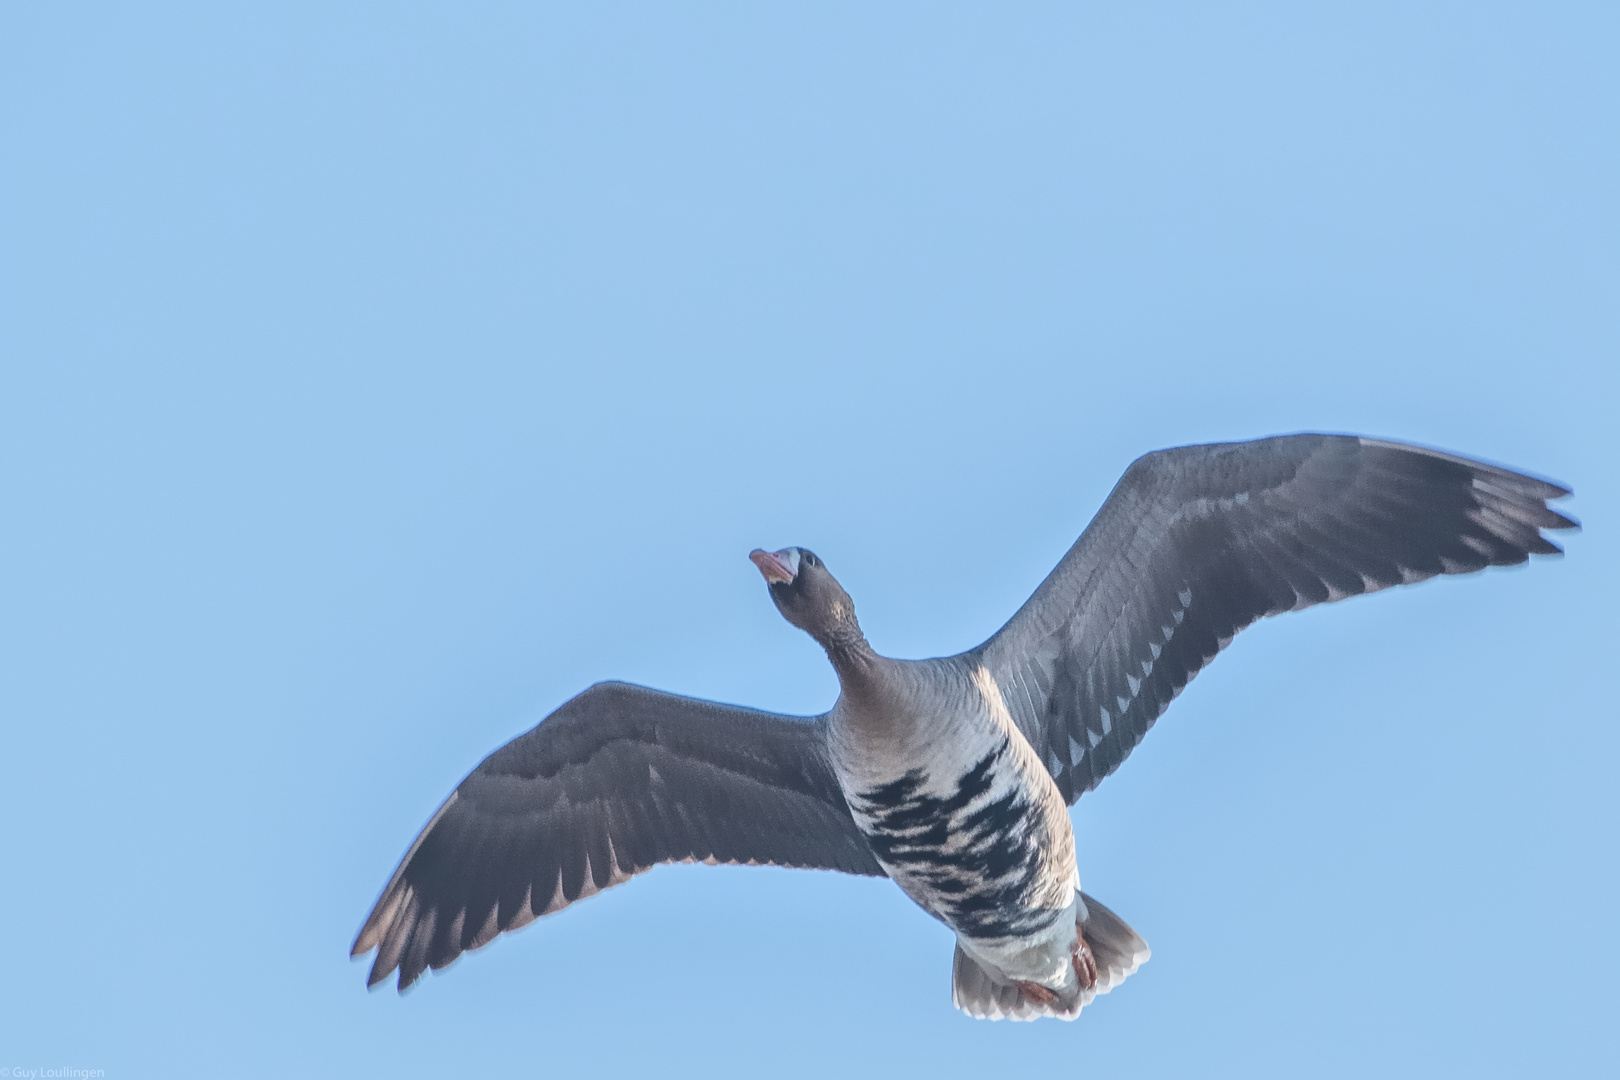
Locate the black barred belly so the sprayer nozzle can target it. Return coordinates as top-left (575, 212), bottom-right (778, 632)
top-left (848, 742), bottom-right (1064, 941)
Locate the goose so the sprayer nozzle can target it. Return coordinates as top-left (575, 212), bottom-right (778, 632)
top-left (351, 433), bottom-right (1575, 1020)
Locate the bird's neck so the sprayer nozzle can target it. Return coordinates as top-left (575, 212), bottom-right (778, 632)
top-left (821, 630), bottom-right (881, 697)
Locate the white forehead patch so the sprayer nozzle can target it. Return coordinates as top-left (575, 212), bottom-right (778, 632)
top-left (775, 547), bottom-right (802, 576)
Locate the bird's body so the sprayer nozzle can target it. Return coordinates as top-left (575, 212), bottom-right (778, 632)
top-left (826, 653), bottom-right (1095, 1012)
top-left (352, 433), bottom-right (1575, 1020)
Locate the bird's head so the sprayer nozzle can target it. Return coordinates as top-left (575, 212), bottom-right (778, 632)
top-left (748, 546), bottom-right (864, 649)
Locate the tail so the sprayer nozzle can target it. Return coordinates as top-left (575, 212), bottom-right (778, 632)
top-left (951, 892), bottom-right (1150, 1022)
top-left (1079, 892), bottom-right (1151, 996)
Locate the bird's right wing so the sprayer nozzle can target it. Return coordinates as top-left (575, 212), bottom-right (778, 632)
top-left (976, 434), bottom-right (1576, 804)
top-left (352, 680), bottom-right (883, 991)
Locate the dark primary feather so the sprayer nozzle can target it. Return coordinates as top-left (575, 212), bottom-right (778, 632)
top-left (976, 434), bottom-right (1576, 804)
top-left (352, 681), bottom-right (884, 991)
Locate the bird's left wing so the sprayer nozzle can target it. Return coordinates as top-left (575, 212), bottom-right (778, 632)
top-left (972, 434), bottom-right (1576, 804)
top-left (352, 680), bottom-right (883, 991)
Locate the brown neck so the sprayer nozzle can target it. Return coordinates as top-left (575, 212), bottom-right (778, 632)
top-left (822, 630), bottom-right (880, 697)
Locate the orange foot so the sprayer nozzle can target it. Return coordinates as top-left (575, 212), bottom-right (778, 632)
top-left (1072, 936), bottom-right (1098, 990)
top-left (1013, 980), bottom-right (1057, 1005)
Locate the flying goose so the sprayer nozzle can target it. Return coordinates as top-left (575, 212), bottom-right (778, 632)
top-left (352, 434), bottom-right (1575, 1020)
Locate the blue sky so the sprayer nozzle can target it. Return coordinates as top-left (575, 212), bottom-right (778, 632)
top-left (2, 3), bottom-right (1615, 1077)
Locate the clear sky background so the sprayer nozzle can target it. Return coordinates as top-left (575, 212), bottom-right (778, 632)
top-left (2, 4), bottom-right (1615, 1078)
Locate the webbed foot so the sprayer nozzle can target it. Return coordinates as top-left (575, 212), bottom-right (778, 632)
top-left (1013, 980), bottom-right (1057, 1004)
top-left (1072, 936), bottom-right (1098, 990)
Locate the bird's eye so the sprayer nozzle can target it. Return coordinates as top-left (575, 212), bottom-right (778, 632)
top-left (802, 550), bottom-right (821, 568)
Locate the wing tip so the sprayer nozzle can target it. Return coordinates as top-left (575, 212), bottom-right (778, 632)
top-left (1356, 435), bottom-right (1575, 501)
top-left (1356, 435), bottom-right (1578, 563)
